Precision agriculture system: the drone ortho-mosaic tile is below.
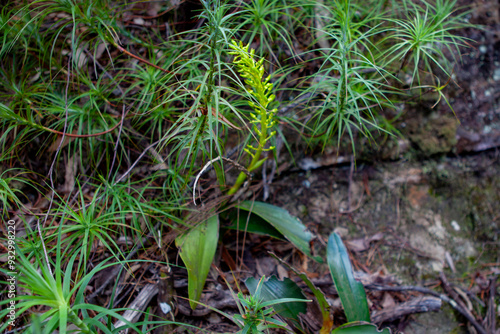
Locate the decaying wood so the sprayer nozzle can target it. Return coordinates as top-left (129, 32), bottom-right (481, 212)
top-left (372, 296), bottom-right (442, 324)
top-left (154, 272), bottom-right (176, 334)
top-left (113, 283), bottom-right (159, 333)
top-left (483, 275), bottom-right (497, 333)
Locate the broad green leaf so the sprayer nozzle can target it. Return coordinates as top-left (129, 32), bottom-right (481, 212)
top-left (237, 201), bottom-right (322, 262)
top-left (327, 232), bottom-right (370, 323)
top-left (269, 252), bottom-right (333, 334)
top-left (332, 321), bottom-right (392, 333)
top-left (176, 214), bottom-right (219, 310)
top-left (245, 276), bottom-right (309, 322)
top-left (225, 209), bottom-right (284, 240)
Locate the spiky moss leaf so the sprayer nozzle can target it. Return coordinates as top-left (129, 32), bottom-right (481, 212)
top-left (176, 214), bottom-right (219, 310)
top-left (236, 201), bottom-right (323, 262)
top-left (245, 276), bottom-right (308, 321)
top-left (327, 232), bottom-right (370, 323)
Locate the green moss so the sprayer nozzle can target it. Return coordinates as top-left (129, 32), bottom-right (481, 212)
top-left (406, 112), bottom-right (459, 156)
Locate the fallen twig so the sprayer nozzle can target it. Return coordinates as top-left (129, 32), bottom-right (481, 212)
top-left (439, 272), bottom-right (476, 321)
top-left (40, 56), bottom-right (73, 276)
top-left (41, 118), bottom-right (122, 138)
top-left (484, 275), bottom-right (497, 333)
top-left (114, 43), bottom-right (173, 74)
top-left (193, 156), bottom-right (251, 206)
top-left (371, 296), bottom-right (442, 324)
top-left (367, 282), bottom-right (487, 334)
top-left (113, 283), bottom-right (159, 333)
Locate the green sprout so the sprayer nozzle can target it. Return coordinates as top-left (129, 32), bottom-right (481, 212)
top-left (227, 40), bottom-right (277, 195)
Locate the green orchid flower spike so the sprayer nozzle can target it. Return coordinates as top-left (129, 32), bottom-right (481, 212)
top-left (227, 40), bottom-right (277, 195)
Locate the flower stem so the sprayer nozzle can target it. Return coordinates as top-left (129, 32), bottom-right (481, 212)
top-left (227, 113), bottom-right (268, 195)
top-left (226, 40), bottom-right (276, 196)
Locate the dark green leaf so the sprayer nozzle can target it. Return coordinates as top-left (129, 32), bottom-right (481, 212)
top-left (332, 321), bottom-right (392, 333)
top-left (245, 276), bottom-right (308, 321)
top-left (327, 233), bottom-right (370, 322)
top-left (225, 209), bottom-right (284, 239)
top-left (237, 201), bottom-right (322, 262)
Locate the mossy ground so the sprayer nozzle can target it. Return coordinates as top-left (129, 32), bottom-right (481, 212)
top-left (273, 145), bottom-right (499, 331)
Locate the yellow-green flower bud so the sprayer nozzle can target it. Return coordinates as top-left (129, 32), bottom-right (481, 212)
top-left (227, 40), bottom-right (278, 196)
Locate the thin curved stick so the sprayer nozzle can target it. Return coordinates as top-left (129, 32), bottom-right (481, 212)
top-left (41, 119), bottom-right (122, 138)
top-left (193, 157), bottom-right (251, 206)
top-left (41, 56), bottom-right (73, 276)
top-left (114, 43), bottom-right (173, 74)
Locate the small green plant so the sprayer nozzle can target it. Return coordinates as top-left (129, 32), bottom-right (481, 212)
top-left (177, 40), bottom-right (319, 311)
top-left (0, 168), bottom-right (29, 218)
top-left (0, 245), bottom-right (197, 333)
top-left (45, 186), bottom-right (128, 276)
top-left (227, 0), bottom-right (297, 60)
top-left (245, 233), bottom-right (391, 334)
top-left (385, 0), bottom-right (470, 85)
top-left (0, 236), bottom-right (140, 333)
top-left (243, 275), bottom-right (311, 333)
top-left (260, 233), bottom-right (392, 333)
top-left (298, 0), bottom-right (393, 149)
top-left (194, 274), bottom-right (309, 334)
top-left (234, 277), bottom-right (293, 333)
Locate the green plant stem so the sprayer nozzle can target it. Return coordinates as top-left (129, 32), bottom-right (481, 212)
top-left (68, 308), bottom-right (91, 333)
top-left (226, 40), bottom-right (277, 196)
top-left (227, 113), bottom-right (268, 196)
